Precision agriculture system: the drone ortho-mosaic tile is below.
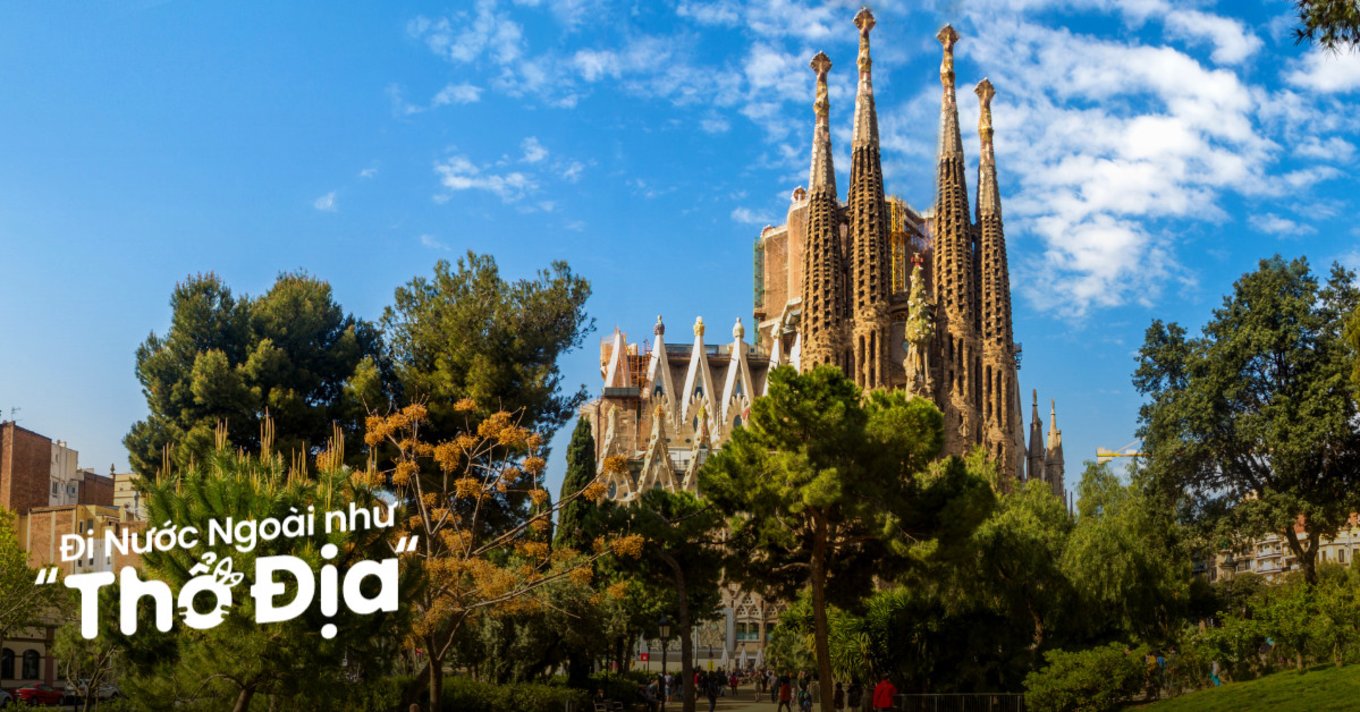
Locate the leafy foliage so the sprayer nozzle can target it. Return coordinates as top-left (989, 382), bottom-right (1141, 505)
top-left (1134, 256), bottom-right (1360, 584)
top-left (365, 403), bottom-right (637, 711)
top-left (112, 429), bottom-right (404, 711)
top-left (702, 365), bottom-right (955, 710)
top-left (0, 507), bottom-right (60, 653)
top-left (1024, 641), bottom-right (1149, 712)
top-left (1294, 0), bottom-right (1360, 50)
top-left (381, 252), bottom-right (593, 447)
top-left (125, 272), bottom-right (383, 475)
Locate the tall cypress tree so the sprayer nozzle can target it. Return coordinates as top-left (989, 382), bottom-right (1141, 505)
top-left (554, 417), bottom-right (597, 551)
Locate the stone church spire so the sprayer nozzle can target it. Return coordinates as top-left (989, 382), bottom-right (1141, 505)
top-left (975, 78), bottom-right (1019, 480)
top-left (932, 24), bottom-right (980, 452)
top-left (1027, 389), bottom-right (1045, 481)
top-left (843, 8), bottom-right (897, 391)
top-left (1045, 400), bottom-right (1065, 497)
top-left (848, 7), bottom-right (893, 390)
top-left (800, 51), bottom-right (849, 371)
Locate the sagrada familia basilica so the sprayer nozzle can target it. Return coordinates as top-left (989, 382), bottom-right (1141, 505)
top-left (583, 9), bottom-right (1067, 662)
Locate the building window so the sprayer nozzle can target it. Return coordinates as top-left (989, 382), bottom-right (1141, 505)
top-left (22, 649), bottom-right (39, 679)
top-left (2, 648), bottom-right (14, 679)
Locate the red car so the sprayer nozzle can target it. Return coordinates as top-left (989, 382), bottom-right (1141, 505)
top-left (15, 683), bottom-right (65, 706)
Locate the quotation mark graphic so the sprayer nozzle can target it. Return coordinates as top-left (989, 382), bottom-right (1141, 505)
top-left (34, 567), bottom-right (60, 585)
top-left (394, 535), bottom-right (420, 554)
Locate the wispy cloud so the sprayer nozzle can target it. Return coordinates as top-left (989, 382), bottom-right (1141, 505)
top-left (358, 166), bottom-right (379, 179)
top-left (313, 191), bottom-right (337, 212)
top-left (521, 136), bottom-right (549, 163)
top-left (1249, 213), bottom-right (1316, 238)
top-left (434, 154), bottom-right (538, 203)
top-left (419, 234), bottom-right (451, 251)
top-left (730, 206), bottom-right (772, 225)
top-left (1285, 49), bottom-right (1360, 93)
top-left (432, 82), bottom-right (483, 106)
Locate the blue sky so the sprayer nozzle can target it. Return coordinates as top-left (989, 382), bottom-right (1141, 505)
top-left (1, 0), bottom-right (1357, 497)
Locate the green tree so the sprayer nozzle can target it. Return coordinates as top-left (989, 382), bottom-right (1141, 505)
top-left (111, 432), bottom-right (406, 711)
top-left (125, 272), bottom-right (383, 475)
top-left (611, 489), bottom-right (725, 712)
top-left (53, 606), bottom-right (122, 712)
top-left (701, 366), bottom-right (946, 712)
top-left (1024, 641), bottom-right (1149, 712)
top-left (554, 418), bottom-right (598, 551)
top-left (0, 507), bottom-right (58, 658)
top-left (1134, 256), bottom-right (1360, 584)
top-left (1061, 462), bottom-right (1191, 644)
top-left (1346, 303), bottom-right (1360, 396)
top-left (381, 252), bottom-right (593, 446)
top-left (1294, 0), bottom-right (1360, 50)
top-left (1313, 564), bottom-right (1360, 666)
top-left (1254, 574), bottom-right (1319, 671)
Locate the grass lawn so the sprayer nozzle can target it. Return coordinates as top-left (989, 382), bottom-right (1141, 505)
top-left (1133, 664), bottom-right (1360, 711)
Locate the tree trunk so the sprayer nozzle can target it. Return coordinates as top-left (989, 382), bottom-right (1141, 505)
top-left (1283, 526), bottom-right (1318, 585)
top-left (232, 687), bottom-right (254, 712)
top-left (664, 552), bottom-right (697, 712)
top-left (1296, 650), bottom-right (1304, 671)
top-left (810, 516), bottom-right (835, 712)
top-left (428, 634), bottom-right (444, 712)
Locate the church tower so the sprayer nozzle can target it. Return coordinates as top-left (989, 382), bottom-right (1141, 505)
top-left (974, 78), bottom-right (1020, 481)
top-left (1027, 390), bottom-right (1045, 481)
top-left (799, 51), bottom-right (850, 371)
top-left (931, 25), bottom-right (981, 453)
top-left (847, 8), bottom-right (893, 390)
top-left (1045, 400), bottom-right (1066, 497)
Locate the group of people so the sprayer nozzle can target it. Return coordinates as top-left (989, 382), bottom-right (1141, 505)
top-left (754, 669), bottom-right (899, 712)
top-left (642, 668), bottom-right (744, 711)
top-left (643, 667), bottom-right (899, 711)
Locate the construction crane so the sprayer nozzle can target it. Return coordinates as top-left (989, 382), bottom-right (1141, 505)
top-left (1096, 440), bottom-right (1145, 464)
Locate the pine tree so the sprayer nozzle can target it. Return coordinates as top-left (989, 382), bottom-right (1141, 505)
top-left (554, 418), bottom-right (597, 550)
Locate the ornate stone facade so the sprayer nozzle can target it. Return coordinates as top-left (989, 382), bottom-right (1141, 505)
top-left (582, 10), bottom-right (1067, 664)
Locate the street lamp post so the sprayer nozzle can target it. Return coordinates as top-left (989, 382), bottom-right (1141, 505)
top-left (659, 615), bottom-right (672, 709)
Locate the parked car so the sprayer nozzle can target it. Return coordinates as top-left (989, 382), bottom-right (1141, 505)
top-left (15, 683), bottom-right (65, 706)
top-left (65, 679), bottom-right (120, 702)
top-left (0, 688), bottom-right (13, 707)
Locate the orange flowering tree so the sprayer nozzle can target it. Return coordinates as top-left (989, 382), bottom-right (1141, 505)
top-left (364, 402), bottom-right (642, 712)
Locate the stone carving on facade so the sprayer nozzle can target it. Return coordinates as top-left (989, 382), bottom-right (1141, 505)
top-left (904, 256), bottom-right (936, 399)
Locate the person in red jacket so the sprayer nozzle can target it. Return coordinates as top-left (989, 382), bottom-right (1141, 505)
top-left (871, 673), bottom-right (897, 711)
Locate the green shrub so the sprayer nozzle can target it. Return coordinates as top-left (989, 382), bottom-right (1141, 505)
top-left (443, 676), bottom-right (589, 712)
top-left (586, 672), bottom-right (646, 705)
top-left (1024, 642), bottom-right (1149, 712)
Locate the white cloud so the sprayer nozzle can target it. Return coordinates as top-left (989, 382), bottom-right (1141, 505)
top-left (700, 115), bottom-right (731, 134)
top-left (1294, 135), bottom-right (1356, 161)
top-left (1163, 9), bottom-right (1261, 65)
top-left (946, 7), bottom-right (1356, 318)
top-left (731, 206), bottom-right (772, 225)
top-left (1249, 213), bottom-right (1316, 237)
top-left (1285, 48), bottom-right (1360, 93)
top-left (676, 0), bottom-right (740, 26)
top-left (560, 161), bottom-right (585, 182)
top-left (434, 154), bottom-right (538, 203)
top-left (313, 192), bottom-right (337, 212)
top-left (521, 136), bottom-right (549, 163)
top-left (420, 234), bottom-right (451, 250)
top-left (358, 166), bottom-right (378, 178)
top-left (432, 82), bottom-right (483, 106)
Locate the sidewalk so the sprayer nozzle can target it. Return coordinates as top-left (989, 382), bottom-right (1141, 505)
top-left (659, 686), bottom-right (792, 712)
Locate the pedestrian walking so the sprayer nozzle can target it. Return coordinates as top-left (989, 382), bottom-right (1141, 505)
top-left (833, 681), bottom-right (845, 712)
top-left (777, 672), bottom-right (794, 712)
top-left (846, 680), bottom-right (863, 712)
top-left (871, 674), bottom-right (896, 712)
